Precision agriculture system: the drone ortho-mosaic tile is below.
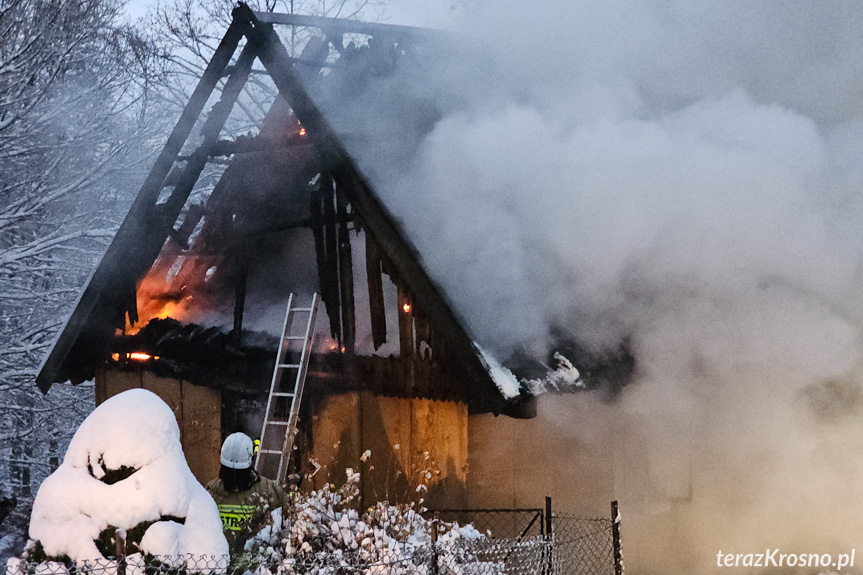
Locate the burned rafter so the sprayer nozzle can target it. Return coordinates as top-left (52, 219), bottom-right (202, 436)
top-left (241, 6), bottom-right (507, 412)
top-left (336, 185), bottom-right (355, 356)
top-left (37, 4), bottom-right (511, 416)
top-left (36, 17), bottom-right (251, 390)
top-left (252, 11), bottom-right (443, 43)
top-left (365, 232), bottom-right (387, 350)
top-left (177, 134), bottom-right (311, 160)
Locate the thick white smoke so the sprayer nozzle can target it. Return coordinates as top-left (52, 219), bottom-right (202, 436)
top-left (370, 1), bottom-right (863, 572)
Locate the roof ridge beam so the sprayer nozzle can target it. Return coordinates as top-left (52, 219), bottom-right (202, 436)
top-left (252, 11), bottom-right (443, 41)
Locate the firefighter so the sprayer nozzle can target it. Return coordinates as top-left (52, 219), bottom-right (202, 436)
top-left (206, 432), bottom-right (286, 551)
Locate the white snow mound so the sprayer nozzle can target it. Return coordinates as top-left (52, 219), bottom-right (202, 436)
top-left (29, 389), bottom-right (228, 563)
top-left (475, 345), bottom-right (520, 399)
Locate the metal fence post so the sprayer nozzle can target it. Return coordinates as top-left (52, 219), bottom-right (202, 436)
top-left (430, 510), bottom-right (439, 575)
top-left (545, 497), bottom-right (553, 575)
top-left (611, 500), bottom-right (623, 575)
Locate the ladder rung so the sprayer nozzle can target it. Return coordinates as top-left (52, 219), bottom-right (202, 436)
top-left (256, 293), bottom-right (319, 479)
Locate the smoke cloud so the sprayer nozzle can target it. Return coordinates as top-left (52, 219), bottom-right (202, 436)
top-left (365, 1), bottom-right (863, 572)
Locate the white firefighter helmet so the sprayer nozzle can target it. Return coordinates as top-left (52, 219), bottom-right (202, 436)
top-left (220, 432), bottom-right (255, 469)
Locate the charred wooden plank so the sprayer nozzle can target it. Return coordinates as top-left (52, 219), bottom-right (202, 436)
top-left (321, 177), bottom-right (341, 343)
top-left (169, 203), bottom-right (206, 250)
top-left (36, 18), bottom-right (248, 391)
top-left (364, 231), bottom-right (387, 350)
top-left (188, 135), bottom-right (310, 158)
top-left (397, 286), bottom-right (414, 397)
top-left (252, 11), bottom-right (442, 43)
top-left (244, 5), bottom-right (506, 413)
top-left (337, 186), bottom-right (355, 355)
top-left (310, 186), bottom-right (333, 340)
top-left (232, 252), bottom-right (248, 345)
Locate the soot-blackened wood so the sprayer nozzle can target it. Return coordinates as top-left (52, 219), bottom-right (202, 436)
top-left (157, 38), bottom-right (261, 241)
top-left (36, 17), bottom-right (247, 391)
top-left (323, 177), bottom-right (340, 343)
top-left (127, 37), bottom-right (260, 327)
top-left (337, 186), bottom-right (356, 355)
top-left (253, 11), bottom-right (441, 43)
top-left (611, 500), bottom-right (623, 575)
top-left (365, 232), bottom-right (387, 350)
top-left (169, 203), bottom-right (206, 250)
top-left (232, 251), bottom-right (248, 345)
top-left (397, 286), bottom-right (414, 397)
top-left (414, 304), bottom-right (430, 357)
top-left (315, 176), bottom-right (341, 343)
top-left (310, 187), bottom-right (331, 340)
top-left (241, 5), bottom-right (505, 413)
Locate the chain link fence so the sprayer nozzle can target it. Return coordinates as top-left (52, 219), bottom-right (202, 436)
top-left (423, 509), bottom-right (546, 539)
top-left (424, 506), bottom-right (621, 575)
top-left (6, 542), bottom-right (543, 575)
top-left (7, 507), bottom-right (621, 575)
top-left (552, 515), bottom-right (617, 575)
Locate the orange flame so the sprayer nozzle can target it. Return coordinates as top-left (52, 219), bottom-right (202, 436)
top-left (111, 352), bottom-right (161, 362)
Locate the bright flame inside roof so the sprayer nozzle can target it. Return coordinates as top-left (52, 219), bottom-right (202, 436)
top-left (299, 127), bottom-right (306, 136)
top-left (110, 352), bottom-right (161, 362)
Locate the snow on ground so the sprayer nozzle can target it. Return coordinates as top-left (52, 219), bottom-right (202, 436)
top-left (28, 388), bottom-right (227, 564)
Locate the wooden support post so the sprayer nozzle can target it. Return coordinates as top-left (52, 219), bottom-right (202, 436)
top-left (323, 177), bottom-right (342, 343)
top-left (337, 186), bottom-right (355, 355)
top-left (365, 231), bottom-right (387, 349)
top-left (611, 500), bottom-right (623, 575)
top-left (398, 286), bottom-right (414, 396)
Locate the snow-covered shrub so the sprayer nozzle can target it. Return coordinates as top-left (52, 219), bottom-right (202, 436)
top-left (241, 468), bottom-right (501, 575)
top-left (25, 389), bottom-right (228, 568)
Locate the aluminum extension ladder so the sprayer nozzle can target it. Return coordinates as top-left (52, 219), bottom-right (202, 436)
top-left (255, 293), bottom-right (319, 483)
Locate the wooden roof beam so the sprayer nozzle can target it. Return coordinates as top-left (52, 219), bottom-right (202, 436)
top-left (240, 4), bottom-right (506, 413)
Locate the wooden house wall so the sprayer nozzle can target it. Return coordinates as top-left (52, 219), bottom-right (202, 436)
top-left (308, 391), bottom-right (468, 509)
top-left (95, 368), bottom-right (222, 484)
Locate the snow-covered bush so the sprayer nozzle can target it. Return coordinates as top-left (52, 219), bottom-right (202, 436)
top-left (241, 469), bottom-right (499, 575)
top-left (25, 389), bottom-right (228, 568)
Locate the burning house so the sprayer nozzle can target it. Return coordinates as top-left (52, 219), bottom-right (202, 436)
top-left (36, 4), bottom-right (534, 508)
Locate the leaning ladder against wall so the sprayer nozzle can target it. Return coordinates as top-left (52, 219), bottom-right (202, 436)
top-left (255, 293), bottom-right (319, 483)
